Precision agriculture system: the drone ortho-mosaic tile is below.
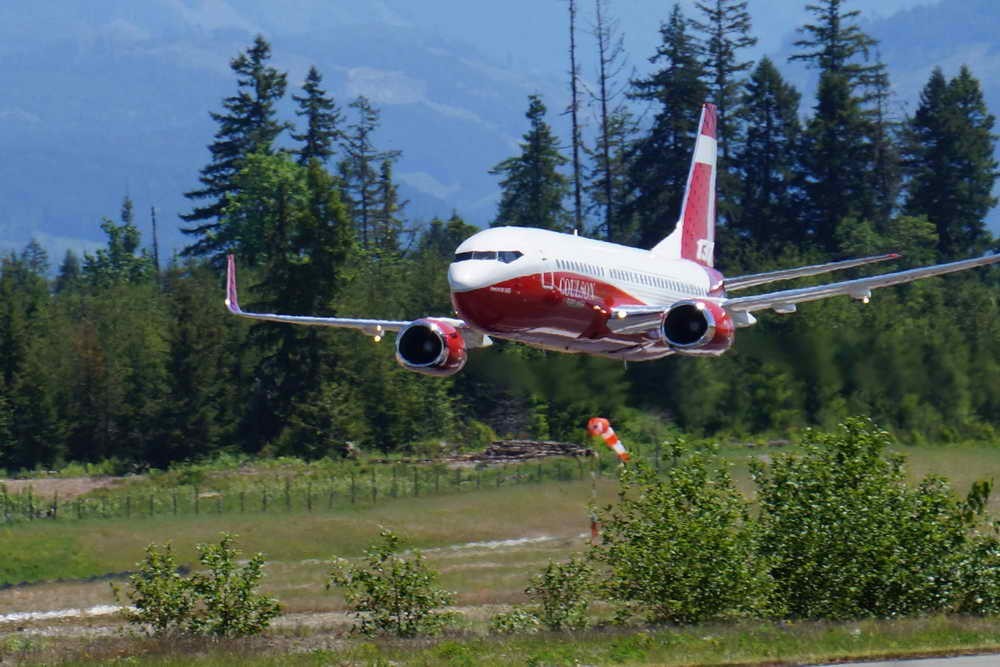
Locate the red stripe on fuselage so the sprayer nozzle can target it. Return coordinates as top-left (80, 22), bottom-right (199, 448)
top-left (451, 272), bottom-right (677, 360)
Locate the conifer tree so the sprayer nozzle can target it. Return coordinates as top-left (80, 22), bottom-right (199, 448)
top-left (339, 96), bottom-right (400, 248)
top-left (83, 197), bottom-right (155, 287)
top-left (798, 72), bottom-right (873, 251)
top-left (627, 4), bottom-right (707, 248)
top-left (373, 159), bottom-right (405, 254)
top-left (588, 0), bottom-right (634, 242)
top-left (181, 35), bottom-right (289, 261)
top-left (903, 66), bottom-right (998, 257)
top-left (732, 57), bottom-right (802, 247)
top-left (292, 66), bottom-right (341, 165)
top-left (490, 95), bottom-right (571, 231)
top-left (54, 250), bottom-right (81, 294)
top-left (789, 0), bottom-right (877, 85)
top-left (566, 0), bottom-right (584, 231)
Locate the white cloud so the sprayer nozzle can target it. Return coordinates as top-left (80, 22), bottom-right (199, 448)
top-left (397, 171), bottom-right (460, 200)
top-left (346, 67), bottom-right (427, 105)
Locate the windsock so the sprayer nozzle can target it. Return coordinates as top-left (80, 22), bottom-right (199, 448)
top-left (587, 417), bottom-right (629, 462)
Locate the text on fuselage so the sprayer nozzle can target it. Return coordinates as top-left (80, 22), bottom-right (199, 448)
top-left (559, 277), bottom-right (596, 300)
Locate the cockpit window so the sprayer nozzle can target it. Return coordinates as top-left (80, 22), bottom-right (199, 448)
top-left (454, 250), bottom-right (523, 263)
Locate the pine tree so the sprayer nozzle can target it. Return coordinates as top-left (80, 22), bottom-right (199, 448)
top-left (292, 66), bottom-right (341, 165)
top-left (798, 72), bottom-right (873, 251)
top-left (83, 197), bottom-right (155, 287)
top-left (863, 53), bottom-right (901, 228)
top-left (789, 0), bottom-right (877, 85)
top-left (588, 0), bottom-right (634, 242)
top-left (339, 96), bottom-right (400, 248)
top-left (181, 35), bottom-right (289, 261)
top-left (903, 66), bottom-right (998, 257)
top-left (54, 250), bottom-right (81, 294)
top-left (627, 4), bottom-right (708, 248)
top-left (373, 160), bottom-right (405, 254)
top-left (732, 57), bottom-right (802, 247)
top-left (490, 94), bottom-right (571, 231)
top-left (566, 0), bottom-right (584, 231)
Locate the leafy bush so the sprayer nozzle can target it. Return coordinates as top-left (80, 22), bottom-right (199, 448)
top-left (594, 455), bottom-right (771, 624)
top-left (328, 528), bottom-right (455, 637)
top-left (113, 543), bottom-right (193, 635)
top-left (525, 555), bottom-right (594, 631)
top-left (187, 533), bottom-right (281, 637)
top-left (752, 418), bottom-right (977, 619)
top-left (489, 607), bottom-right (541, 635)
top-left (114, 533), bottom-right (279, 637)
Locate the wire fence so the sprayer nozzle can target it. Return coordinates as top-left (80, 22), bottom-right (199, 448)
top-left (0, 455), bottom-right (630, 526)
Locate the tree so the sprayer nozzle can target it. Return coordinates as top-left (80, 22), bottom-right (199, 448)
top-left (54, 250), bottom-right (81, 294)
top-left (626, 4), bottom-right (708, 248)
top-left (181, 35), bottom-right (289, 261)
top-left (587, 0), bottom-right (636, 242)
top-left (490, 95), bottom-right (571, 231)
top-left (903, 66), bottom-right (998, 257)
top-left (82, 197), bottom-right (156, 288)
top-left (566, 0), bottom-right (584, 231)
top-left (731, 57), bottom-right (802, 247)
top-left (292, 65), bottom-right (341, 165)
top-left (339, 96), bottom-right (401, 249)
top-left (789, 0), bottom-right (877, 85)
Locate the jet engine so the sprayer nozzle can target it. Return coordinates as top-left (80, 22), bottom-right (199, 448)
top-left (395, 318), bottom-right (468, 376)
top-left (661, 300), bottom-right (735, 354)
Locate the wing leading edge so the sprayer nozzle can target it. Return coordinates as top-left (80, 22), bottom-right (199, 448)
top-left (724, 252), bottom-right (1000, 315)
top-left (724, 252), bottom-right (901, 291)
top-left (225, 254), bottom-right (411, 338)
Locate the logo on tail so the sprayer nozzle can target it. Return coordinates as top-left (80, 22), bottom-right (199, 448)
top-left (650, 103), bottom-right (717, 267)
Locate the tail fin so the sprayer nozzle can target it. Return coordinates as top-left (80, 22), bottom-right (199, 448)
top-left (650, 103), bottom-right (717, 267)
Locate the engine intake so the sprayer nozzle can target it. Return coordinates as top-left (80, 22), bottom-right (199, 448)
top-left (661, 300), bottom-right (734, 354)
top-left (395, 318), bottom-right (468, 377)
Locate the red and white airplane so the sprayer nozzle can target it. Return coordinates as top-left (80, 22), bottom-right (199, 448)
top-left (226, 103), bottom-right (999, 377)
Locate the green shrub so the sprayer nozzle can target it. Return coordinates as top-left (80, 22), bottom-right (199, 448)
top-left (525, 555), bottom-right (594, 631)
top-left (489, 607), bottom-right (541, 635)
top-left (114, 533), bottom-right (279, 637)
top-left (753, 417), bottom-right (976, 619)
top-left (187, 533), bottom-right (281, 637)
top-left (112, 543), bottom-right (194, 635)
top-left (327, 528), bottom-right (455, 637)
top-left (594, 456), bottom-right (771, 624)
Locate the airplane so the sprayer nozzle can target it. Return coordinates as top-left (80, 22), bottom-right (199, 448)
top-left (225, 102), bottom-right (1000, 377)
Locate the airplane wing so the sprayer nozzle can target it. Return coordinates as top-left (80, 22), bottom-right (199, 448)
top-left (225, 254), bottom-right (443, 340)
top-left (723, 252), bottom-right (1000, 315)
top-left (724, 252), bottom-right (900, 291)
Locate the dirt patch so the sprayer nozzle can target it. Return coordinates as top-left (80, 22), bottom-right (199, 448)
top-left (0, 476), bottom-right (126, 501)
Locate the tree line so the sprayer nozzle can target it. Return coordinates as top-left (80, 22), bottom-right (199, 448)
top-left (0, 0), bottom-right (997, 472)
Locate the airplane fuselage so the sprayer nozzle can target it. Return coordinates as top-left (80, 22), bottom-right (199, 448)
top-left (447, 226), bottom-right (725, 360)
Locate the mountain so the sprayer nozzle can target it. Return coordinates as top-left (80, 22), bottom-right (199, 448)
top-left (0, 0), bottom-right (995, 261)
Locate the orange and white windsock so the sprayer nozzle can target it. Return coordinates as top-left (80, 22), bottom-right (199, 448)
top-left (587, 417), bottom-right (629, 462)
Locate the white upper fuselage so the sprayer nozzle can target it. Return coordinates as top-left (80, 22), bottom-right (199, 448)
top-left (446, 227), bottom-right (722, 360)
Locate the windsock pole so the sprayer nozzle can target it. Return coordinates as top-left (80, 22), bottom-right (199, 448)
top-left (587, 417), bottom-right (629, 462)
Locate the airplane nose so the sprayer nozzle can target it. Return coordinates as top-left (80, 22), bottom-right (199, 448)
top-left (448, 262), bottom-right (488, 292)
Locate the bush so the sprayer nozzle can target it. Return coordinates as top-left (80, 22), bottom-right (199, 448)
top-left (525, 555), bottom-right (594, 631)
top-left (489, 607), bottom-right (541, 635)
top-left (113, 533), bottom-right (280, 637)
top-left (113, 543), bottom-right (193, 635)
top-left (187, 533), bottom-right (281, 637)
top-left (752, 417), bottom-right (977, 619)
top-left (328, 528), bottom-right (455, 637)
top-left (594, 455), bottom-right (771, 624)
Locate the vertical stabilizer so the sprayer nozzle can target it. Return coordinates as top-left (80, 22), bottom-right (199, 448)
top-left (650, 103), bottom-right (717, 267)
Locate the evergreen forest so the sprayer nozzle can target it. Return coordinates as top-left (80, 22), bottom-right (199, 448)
top-left (1, 0), bottom-right (997, 473)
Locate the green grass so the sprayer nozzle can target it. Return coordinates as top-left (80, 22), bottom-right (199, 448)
top-left (17, 615), bottom-right (1000, 666)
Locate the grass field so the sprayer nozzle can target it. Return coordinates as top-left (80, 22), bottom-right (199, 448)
top-left (3, 440), bottom-right (1000, 665)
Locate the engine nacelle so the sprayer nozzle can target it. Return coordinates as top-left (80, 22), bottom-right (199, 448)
top-left (661, 300), bottom-right (735, 355)
top-left (395, 318), bottom-right (468, 377)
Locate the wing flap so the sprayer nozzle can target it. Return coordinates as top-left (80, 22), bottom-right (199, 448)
top-left (724, 252), bottom-right (1000, 314)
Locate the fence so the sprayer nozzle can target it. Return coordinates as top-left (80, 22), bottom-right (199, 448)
top-left (0, 455), bottom-right (630, 525)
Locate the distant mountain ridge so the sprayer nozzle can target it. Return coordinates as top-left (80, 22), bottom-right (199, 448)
top-left (0, 0), bottom-right (995, 261)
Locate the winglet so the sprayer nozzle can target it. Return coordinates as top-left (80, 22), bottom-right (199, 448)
top-left (225, 254), bottom-right (241, 314)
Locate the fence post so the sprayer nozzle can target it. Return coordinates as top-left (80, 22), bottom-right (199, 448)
top-left (306, 484), bottom-right (312, 512)
top-left (149, 494), bottom-right (154, 518)
top-left (194, 487), bottom-right (200, 515)
top-left (263, 490), bottom-right (269, 512)
top-left (454, 467), bottom-right (461, 492)
top-left (476, 469), bottom-right (481, 490)
top-left (413, 467), bottom-right (419, 497)
top-left (75, 499), bottom-right (82, 520)
top-left (240, 491), bottom-right (245, 514)
top-left (285, 479), bottom-right (291, 512)
top-left (52, 492), bottom-right (59, 520)
top-left (434, 467), bottom-right (440, 494)
top-left (351, 470), bottom-right (357, 504)
top-left (392, 466), bottom-right (398, 498)
top-left (371, 468), bottom-right (377, 504)
top-left (216, 494), bottom-right (223, 514)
